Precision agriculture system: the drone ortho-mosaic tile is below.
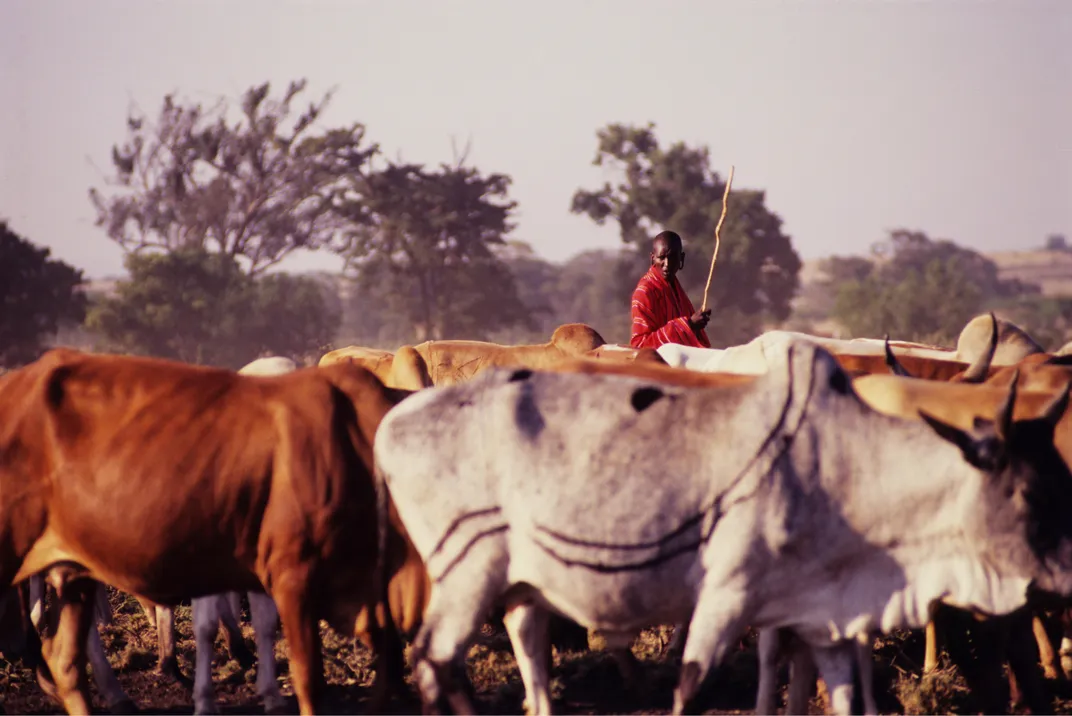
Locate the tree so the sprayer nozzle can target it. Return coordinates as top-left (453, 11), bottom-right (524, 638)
top-left (825, 229), bottom-right (1040, 343)
top-left (89, 79), bottom-right (376, 276)
top-left (570, 123), bottom-right (802, 346)
top-left (340, 159), bottom-right (533, 342)
top-left (86, 249), bottom-right (338, 368)
top-left (1046, 234), bottom-right (1069, 252)
top-left (0, 221), bottom-right (87, 367)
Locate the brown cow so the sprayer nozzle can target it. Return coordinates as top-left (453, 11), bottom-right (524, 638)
top-left (0, 348), bottom-right (428, 715)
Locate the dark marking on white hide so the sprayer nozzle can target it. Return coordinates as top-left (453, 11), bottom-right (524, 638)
top-left (630, 385), bottom-right (665, 412)
top-left (514, 381), bottom-right (545, 439)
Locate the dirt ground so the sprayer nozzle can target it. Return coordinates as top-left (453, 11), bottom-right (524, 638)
top-left (4, 590), bottom-right (1072, 715)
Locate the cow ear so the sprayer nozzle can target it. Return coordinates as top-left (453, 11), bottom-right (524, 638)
top-left (919, 409), bottom-right (975, 456)
top-left (919, 409), bottom-right (1003, 470)
top-left (1041, 381), bottom-right (1072, 429)
top-left (884, 335), bottom-right (913, 377)
top-left (992, 369), bottom-right (1020, 442)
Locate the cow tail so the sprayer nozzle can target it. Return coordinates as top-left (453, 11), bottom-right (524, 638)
top-left (374, 463), bottom-right (393, 624)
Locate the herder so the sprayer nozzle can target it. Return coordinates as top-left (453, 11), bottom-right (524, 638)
top-left (629, 230), bottom-right (711, 349)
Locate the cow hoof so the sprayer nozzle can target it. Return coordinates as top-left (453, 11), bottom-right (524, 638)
top-left (192, 700), bottom-right (220, 716)
top-left (159, 666), bottom-right (193, 691)
top-left (263, 696), bottom-right (290, 716)
top-left (109, 699), bottom-right (140, 715)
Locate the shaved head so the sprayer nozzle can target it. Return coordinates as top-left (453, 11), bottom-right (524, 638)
top-left (653, 230), bottom-right (683, 254)
top-left (651, 230), bottom-right (685, 281)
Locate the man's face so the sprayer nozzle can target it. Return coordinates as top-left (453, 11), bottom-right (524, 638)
top-left (651, 240), bottom-right (684, 281)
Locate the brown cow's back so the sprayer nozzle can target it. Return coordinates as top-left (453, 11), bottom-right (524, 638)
top-left (832, 352), bottom-right (996, 381)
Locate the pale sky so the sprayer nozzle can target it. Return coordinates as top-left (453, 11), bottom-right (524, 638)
top-left (1, 0), bottom-right (1068, 280)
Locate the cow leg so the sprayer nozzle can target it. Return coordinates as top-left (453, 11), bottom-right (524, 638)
top-left (787, 641), bottom-right (818, 716)
top-left (409, 538), bottom-right (505, 716)
top-left (755, 628), bottom-right (784, 715)
top-left (1005, 611), bottom-right (1054, 715)
top-left (1032, 613), bottom-right (1061, 681)
top-left (28, 573), bottom-right (45, 628)
top-left (922, 619), bottom-right (940, 673)
top-left (192, 595), bottom-right (223, 715)
top-left (667, 620), bottom-right (689, 658)
top-left (38, 572), bottom-right (95, 715)
top-left (219, 592), bottom-right (255, 669)
top-left (854, 636), bottom-right (877, 716)
top-left (86, 618), bottom-right (138, 714)
top-left (810, 642), bottom-right (857, 716)
top-left (153, 605), bottom-right (188, 687)
top-left (247, 591), bottom-right (286, 715)
top-left (671, 586), bottom-right (751, 715)
top-left (411, 588), bottom-right (489, 716)
top-left (944, 610), bottom-right (1011, 715)
top-left (363, 613), bottom-right (410, 713)
top-left (502, 601), bottom-right (552, 716)
top-left (271, 572), bottom-right (323, 716)
top-left (608, 641), bottom-right (646, 697)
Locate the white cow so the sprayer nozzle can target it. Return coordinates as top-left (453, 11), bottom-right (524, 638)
top-left (657, 331), bottom-right (958, 376)
top-left (374, 340), bottom-right (1072, 715)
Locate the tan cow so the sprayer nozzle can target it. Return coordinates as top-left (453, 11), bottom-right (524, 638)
top-left (0, 349), bottom-right (429, 715)
top-left (319, 345), bottom-right (433, 391)
top-left (407, 322), bottom-right (604, 385)
top-left (320, 324), bottom-right (664, 391)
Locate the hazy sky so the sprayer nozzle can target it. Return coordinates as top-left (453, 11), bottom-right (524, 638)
top-left (2, 0), bottom-right (1068, 279)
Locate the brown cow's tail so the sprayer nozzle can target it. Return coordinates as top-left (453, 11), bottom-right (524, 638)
top-left (374, 462), bottom-right (393, 625)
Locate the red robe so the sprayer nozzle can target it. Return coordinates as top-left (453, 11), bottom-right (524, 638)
top-left (629, 265), bottom-right (711, 349)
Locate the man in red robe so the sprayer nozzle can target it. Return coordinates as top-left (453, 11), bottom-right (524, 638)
top-left (629, 230), bottom-right (711, 349)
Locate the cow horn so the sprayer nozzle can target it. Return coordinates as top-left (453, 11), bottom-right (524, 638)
top-left (884, 335), bottom-right (913, 377)
top-left (1040, 380), bottom-right (1072, 429)
top-left (959, 311), bottom-right (999, 384)
top-left (993, 368), bottom-right (1020, 442)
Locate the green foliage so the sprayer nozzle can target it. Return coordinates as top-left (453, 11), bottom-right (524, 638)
top-left (339, 160), bottom-right (533, 343)
top-left (87, 249), bottom-right (338, 368)
top-left (570, 123), bottom-right (802, 346)
top-left (825, 230), bottom-right (1040, 343)
top-left (89, 79), bottom-right (375, 276)
top-left (0, 221), bottom-right (88, 367)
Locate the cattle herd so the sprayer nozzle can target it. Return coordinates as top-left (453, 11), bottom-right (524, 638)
top-left (6, 314), bottom-right (1072, 715)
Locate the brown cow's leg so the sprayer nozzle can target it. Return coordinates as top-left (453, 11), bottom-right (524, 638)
top-left (364, 614), bottom-right (409, 713)
top-left (153, 605), bottom-right (189, 687)
top-left (1033, 613), bottom-right (1062, 681)
top-left (39, 576), bottom-right (95, 715)
top-left (1006, 610), bottom-right (1054, 714)
top-left (923, 619), bottom-right (940, 673)
top-left (136, 598), bottom-right (188, 686)
top-left (273, 575), bottom-right (323, 715)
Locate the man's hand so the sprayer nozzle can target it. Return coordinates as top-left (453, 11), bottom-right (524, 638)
top-left (689, 309), bottom-right (712, 332)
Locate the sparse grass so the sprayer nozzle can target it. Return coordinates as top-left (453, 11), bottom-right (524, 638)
top-left (893, 666), bottom-right (971, 715)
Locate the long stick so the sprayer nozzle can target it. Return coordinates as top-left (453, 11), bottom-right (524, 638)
top-left (701, 165), bottom-right (734, 313)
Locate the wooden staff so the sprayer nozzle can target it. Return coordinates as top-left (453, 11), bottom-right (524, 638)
top-left (701, 165), bottom-right (734, 313)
